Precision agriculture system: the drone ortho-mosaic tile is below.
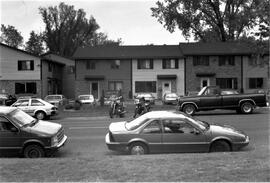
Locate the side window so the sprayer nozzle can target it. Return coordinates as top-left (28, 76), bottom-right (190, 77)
top-left (0, 116), bottom-right (16, 132)
top-left (31, 99), bottom-right (44, 106)
top-left (163, 119), bottom-right (195, 134)
top-left (13, 100), bottom-right (29, 107)
top-left (142, 120), bottom-right (161, 134)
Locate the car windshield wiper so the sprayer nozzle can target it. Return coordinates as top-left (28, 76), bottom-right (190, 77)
top-left (30, 119), bottom-right (38, 127)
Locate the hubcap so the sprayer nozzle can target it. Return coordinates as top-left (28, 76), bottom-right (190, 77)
top-left (29, 149), bottom-right (40, 158)
top-left (36, 113), bottom-right (44, 120)
top-left (131, 146), bottom-right (144, 155)
top-left (243, 104), bottom-right (252, 113)
top-left (185, 106), bottom-right (194, 114)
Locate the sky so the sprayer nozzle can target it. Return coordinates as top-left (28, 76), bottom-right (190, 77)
top-left (0, 0), bottom-right (191, 45)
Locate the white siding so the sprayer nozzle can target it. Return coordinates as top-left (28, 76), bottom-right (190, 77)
top-left (0, 45), bottom-right (41, 80)
top-left (132, 59), bottom-right (185, 98)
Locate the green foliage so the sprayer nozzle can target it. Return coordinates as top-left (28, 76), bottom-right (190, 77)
top-left (0, 24), bottom-right (23, 48)
top-left (25, 31), bottom-right (45, 55)
top-left (151, 0), bottom-right (268, 42)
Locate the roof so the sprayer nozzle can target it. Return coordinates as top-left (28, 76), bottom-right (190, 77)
top-left (179, 42), bottom-right (253, 56)
top-left (0, 43), bottom-right (41, 59)
top-left (73, 45), bottom-right (184, 59)
top-left (143, 110), bottom-right (187, 119)
top-left (0, 106), bottom-right (17, 115)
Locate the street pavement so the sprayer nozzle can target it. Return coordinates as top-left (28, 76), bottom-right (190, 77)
top-left (51, 108), bottom-right (270, 158)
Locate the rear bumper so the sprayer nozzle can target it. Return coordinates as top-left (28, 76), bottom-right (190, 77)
top-left (105, 133), bottom-right (128, 152)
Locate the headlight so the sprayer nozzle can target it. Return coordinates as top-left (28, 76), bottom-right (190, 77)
top-left (51, 136), bottom-right (58, 146)
top-left (245, 135), bottom-right (249, 143)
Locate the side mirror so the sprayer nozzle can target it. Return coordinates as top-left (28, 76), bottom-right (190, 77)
top-left (191, 128), bottom-right (200, 135)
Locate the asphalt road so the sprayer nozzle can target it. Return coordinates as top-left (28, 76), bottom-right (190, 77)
top-left (52, 108), bottom-right (270, 157)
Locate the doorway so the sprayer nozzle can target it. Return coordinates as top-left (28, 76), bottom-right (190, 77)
top-left (200, 78), bottom-right (210, 89)
top-left (90, 82), bottom-right (99, 99)
top-left (162, 81), bottom-right (171, 96)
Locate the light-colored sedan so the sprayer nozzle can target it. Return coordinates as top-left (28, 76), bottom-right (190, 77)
top-left (11, 98), bottom-right (58, 120)
top-left (44, 94), bottom-right (66, 107)
top-left (162, 93), bottom-right (179, 104)
top-left (106, 111), bottom-right (249, 155)
top-left (78, 94), bottom-right (95, 105)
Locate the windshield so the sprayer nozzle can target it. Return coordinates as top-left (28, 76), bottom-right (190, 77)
top-left (198, 87), bottom-right (207, 96)
top-left (125, 115), bottom-right (149, 131)
top-left (79, 95), bottom-right (93, 100)
top-left (8, 109), bottom-right (35, 127)
top-left (185, 116), bottom-right (209, 131)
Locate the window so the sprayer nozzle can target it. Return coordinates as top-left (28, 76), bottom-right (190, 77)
top-left (31, 99), bottom-right (44, 106)
top-left (18, 60), bottom-right (34, 71)
top-left (108, 81), bottom-right (123, 91)
top-left (86, 61), bottom-right (95, 70)
top-left (137, 59), bottom-right (153, 69)
top-left (48, 63), bottom-right (53, 72)
top-left (219, 56), bottom-right (235, 66)
top-left (249, 78), bottom-right (263, 89)
top-left (0, 116), bottom-right (15, 132)
top-left (248, 55), bottom-right (264, 66)
top-left (111, 60), bottom-right (121, 69)
top-left (163, 119), bottom-right (195, 134)
top-left (142, 120), bottom-right (161, 134)
top-left (135, 81), bottom-right (156, 93)
top-left (193, 56), bottom-right (209, 66)
top-left (15, 82), bottom-right (37, 94)
top-left (67, 66), bottom-right (75, 74)
top-left (162, 59), bottom-right (179, 69)
top-left (216, 78), bottom-right (237, 89)
top-left (13, 100), bottom-right (29, 107)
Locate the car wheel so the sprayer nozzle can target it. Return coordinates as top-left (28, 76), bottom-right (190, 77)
top-left (240, 102), bottom-right (253, 114)
top-left (182, 104), bottom-right (196, 115)
top-left (129, 142), bottom-right (148, 155)
top-left (24, 144), bottom-right (45, 158)
top-left (35, 111), bottom-right (46, 120)
top-left (210, 140), bottom-right (231, 152)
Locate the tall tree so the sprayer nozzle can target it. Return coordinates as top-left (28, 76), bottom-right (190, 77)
top-left (39, 2), bottom-right (100, 57)
top-left (254, 0), bottom-right (270, 40)
top-left (0, 24), bottom-right (23, 48)
top-left (25, 31), bottom-right (45, 55)
top-left (151, 0), bottom-right (266, 42)
top-left (88, 32), bottom-right (122, 46)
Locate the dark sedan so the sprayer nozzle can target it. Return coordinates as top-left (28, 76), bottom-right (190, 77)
top-left (105, 111), bottom-right (249, 155)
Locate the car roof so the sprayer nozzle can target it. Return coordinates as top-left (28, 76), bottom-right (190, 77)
top-left (143, 111), bottom-right (187, 119)
top-left (0, 106), bottom-right (17, 115)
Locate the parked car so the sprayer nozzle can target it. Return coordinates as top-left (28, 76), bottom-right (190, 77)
top-left (105, 111), bottom-right (249, 155)
top-left (162, 93), bottom-right (179, 105)
top-left (44, 94), bottom-right (66, 107)
top-left (134, 93), bottom-right (155, 105)
top-left (0, 94), bottom-right (17, 106)
top-left (177, 86), bottom-right (267, 115)
top-left (0, 106), bottom-right (67, 158)
top-left (78, 94), bottom-right (95, 105)
top-left (11, 97), bottom-right (58, 120)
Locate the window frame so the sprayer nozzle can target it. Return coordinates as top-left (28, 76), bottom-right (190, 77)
top-left (137, 59), bottom-right (153, 69)
top-left (162, 59), bottom-right (179, 69)
top-left (18, 60), bottom-right (34, 71)
top-left (15, 82), bottom-right (37, 94)
top-left (135, 81), bottom-right (156, 93)
top-left (248, 78), bottom-right (264, 89)
top-left (218, 56), bottom-right (235, 66)
top-left (108, 81), bottom-right (123, 91)
top-left (193, 56), bottom-right (209, 66)
top-left (111, 60), bottom-right (121, 69)
top-left (216, 78), bottom-right (238, 89)
top-left (86, 61), bottom-right (96, 70)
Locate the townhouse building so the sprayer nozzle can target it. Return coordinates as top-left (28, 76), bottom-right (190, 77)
top-left (73, 45), bottom-right (185, 100)
top-left (180, 42), bottom-right (269, 94)
top-left (0, 43), bottom-right (75, 98)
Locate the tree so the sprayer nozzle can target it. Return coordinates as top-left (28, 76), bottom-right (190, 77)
top-left (151, 0), bottom-right (266, 42)
top-left (0, 24), bottom-right (23, 48)
top-left (39, 2), bottom-right (100, 57)
top-left (25, 31), bottom-right (45, 55)
top-left (254, 0), bottom-right (270, 40)
top-left (88, 32), bottom-right (122, 46)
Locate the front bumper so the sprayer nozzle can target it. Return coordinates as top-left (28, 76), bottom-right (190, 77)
top-left (232, 135), bottom-right (249, 151)
top-left (45, 135), bottom-right (67, 150)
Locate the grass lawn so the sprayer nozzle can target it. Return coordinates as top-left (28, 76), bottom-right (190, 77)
top-left (0, 148), bottom-right (269, 182)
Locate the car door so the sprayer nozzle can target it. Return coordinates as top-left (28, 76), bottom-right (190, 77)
top-left (0, 116), bottom-right (24, 151)
top-left (199, 87), bottom-right (222, 108)
top-left (12, 100), bottom-right (30, 114)
top-left (29, 99), bottom-right (45, 116)
top-left (138, 120), bottom-right (163, 153)
top-left (161, 118), bottom-right (208, 153)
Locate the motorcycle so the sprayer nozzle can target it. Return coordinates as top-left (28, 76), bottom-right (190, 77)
top-left (109, 97), bottom-right (126, 118)
top-left (133, 100), bottom-right (151, 118)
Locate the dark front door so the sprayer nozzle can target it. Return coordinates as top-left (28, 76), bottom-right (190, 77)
top-left (91, 82), bottom-right (99, 99)
top-left (199, 87), bottom-right (222, 108)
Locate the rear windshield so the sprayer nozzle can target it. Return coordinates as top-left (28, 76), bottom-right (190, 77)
top-left (125, 116), bottom-right (149, 131)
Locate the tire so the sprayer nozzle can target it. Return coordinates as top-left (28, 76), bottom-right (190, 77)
top-left (182, 104), bottom-right (196, 115)
top-left (129, 142), bottom-right (148, 155)
top-left (35, 111), bottom-right (46, 120)
top-left (109, 109), bottom-right (113, 118)
top-left (240, 102), bottom-right (253, 114)
top-left (210, 140), bottom-right (231, 152)
top-left (23, 144), bottom-right (45, 158)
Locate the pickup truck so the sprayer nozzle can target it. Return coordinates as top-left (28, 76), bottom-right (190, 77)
top-left (177, 86), bottom-right (267, 115)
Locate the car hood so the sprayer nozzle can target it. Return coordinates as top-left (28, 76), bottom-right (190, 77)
top-left (26, 120), bottom-right (62, 136)
top-left (109, 121), bottom-right (128, 133)
top-left (209, 123), bottom-right (246, 137)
